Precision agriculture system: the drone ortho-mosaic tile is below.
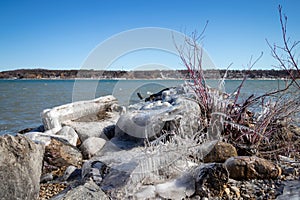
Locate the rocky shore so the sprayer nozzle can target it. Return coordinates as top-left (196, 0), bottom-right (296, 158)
top-left (0, 84), bottom-right (299, 200)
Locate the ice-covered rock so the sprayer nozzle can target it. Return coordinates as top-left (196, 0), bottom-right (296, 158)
top-left (24, 128), bottom-right (79, 147)
top-left (41, 95), bottom-right (118, 131)
top-left (134, 185), bottom-right (156, 199)
top-left (116, 86), bottom-right (202, 141)
top-left (155, 173), bottom-right (195, 199)
top-left (80, 137), bottom-right (106, 159)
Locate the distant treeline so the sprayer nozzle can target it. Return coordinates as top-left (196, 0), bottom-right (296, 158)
top-left (0, 69), bottom-right (299, 79)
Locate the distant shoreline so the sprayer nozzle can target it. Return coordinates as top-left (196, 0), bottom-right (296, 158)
top-left (0, 69), bottom-right (299, 80)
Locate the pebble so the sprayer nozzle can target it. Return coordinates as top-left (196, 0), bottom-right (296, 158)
top-left (39, 183), bottom-right (67, 200)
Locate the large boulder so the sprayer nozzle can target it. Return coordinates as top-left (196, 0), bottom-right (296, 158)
top-left (0, 135), bottom-right (44, 200)
top-left (224, 156), bottom-right (281, 180)
top-left (115, 86), bottom-right (202, 141)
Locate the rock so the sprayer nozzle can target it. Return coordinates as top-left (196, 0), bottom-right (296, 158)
top-left (155, 173), bottom-right (195, 199)
top-left (65, 121), bottom-right (116, 142)
top-left (63, 165), bottom-right (78, 181)
top-left (80, 137), bottom-right (106, 159)
top-left (135, 185), bottom-right (156, 199)
top-left (194, 163), bottom-right (229, 198)
top-left (0, 134), bottom-right (44, 200)
top-left (56, 126), bottom-right (79, 146)
top-left (50, 180), bottom-right (109, 200)
top-left (115, 88), bottom-right (202, 141)
top-left (276, 180), bottom-right (300, 200)
top-left (24, 131), bottom-right (53, 145)
top-left (224, 156), bottom-right (281, 180)
top-left (40, 173), bottom-right (54, 183)
top-left (44, 138), bottom-right (82, 173)
top-left (41, 95), bottom-right (118, 132)
top-left (25, 129), bottom-right (79, 146)
top-left (203, 141), bottom-right (237, 163)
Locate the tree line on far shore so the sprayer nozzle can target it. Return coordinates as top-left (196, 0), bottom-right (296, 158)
top-left (0, 68), bottom-right (299, 80)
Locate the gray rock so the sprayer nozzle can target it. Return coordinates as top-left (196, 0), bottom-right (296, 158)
top-left (65, 121), bottom-right (116, 142)
top-left (63, 165), bottom-right (77, 181)
top-left (40, 173), bottom-right (54, 183)
top-left (56, 126), bottom-right (79, 146)
top-left (0, 134), bottom-right (44, 200)
top-left (80, 137), bottom-right (106, 159)
top-left (50, 180), bottom-right (109, 200)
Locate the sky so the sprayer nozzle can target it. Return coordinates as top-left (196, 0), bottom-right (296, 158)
top-left (0, 0), bottom-right (300, 71)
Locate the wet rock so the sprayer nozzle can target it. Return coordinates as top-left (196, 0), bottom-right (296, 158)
top-left (44, 138), bottom-right (82, 172)
top-left (225, 156), bottom-right (281, 180)
top-left (194, 163), bottom-right (229, 198)
top-left (203, 141), bottom-right (237, 163)
top-left (0, 134), bottom-right (44, 200)
top-left (80, 137), bottom-right (106, 159)
top-left (56, 126), bottom-right (79, 146)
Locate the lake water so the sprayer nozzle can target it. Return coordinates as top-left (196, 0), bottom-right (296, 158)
top-left (0, 79), bottom-right (293, 135)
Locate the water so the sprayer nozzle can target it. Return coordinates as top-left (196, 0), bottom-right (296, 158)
top-left (0, 79), bottom-right (294, 135)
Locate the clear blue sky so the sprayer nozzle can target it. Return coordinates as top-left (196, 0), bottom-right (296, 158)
top-left (0, 0), bottom-right (300, 71)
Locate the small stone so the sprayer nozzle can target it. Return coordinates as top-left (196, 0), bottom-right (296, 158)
top-left (230, 186), bottom-right (240, 198)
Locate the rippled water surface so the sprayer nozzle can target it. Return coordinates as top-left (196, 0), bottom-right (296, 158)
top-left (0, 79), bottom-right (295, 135)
